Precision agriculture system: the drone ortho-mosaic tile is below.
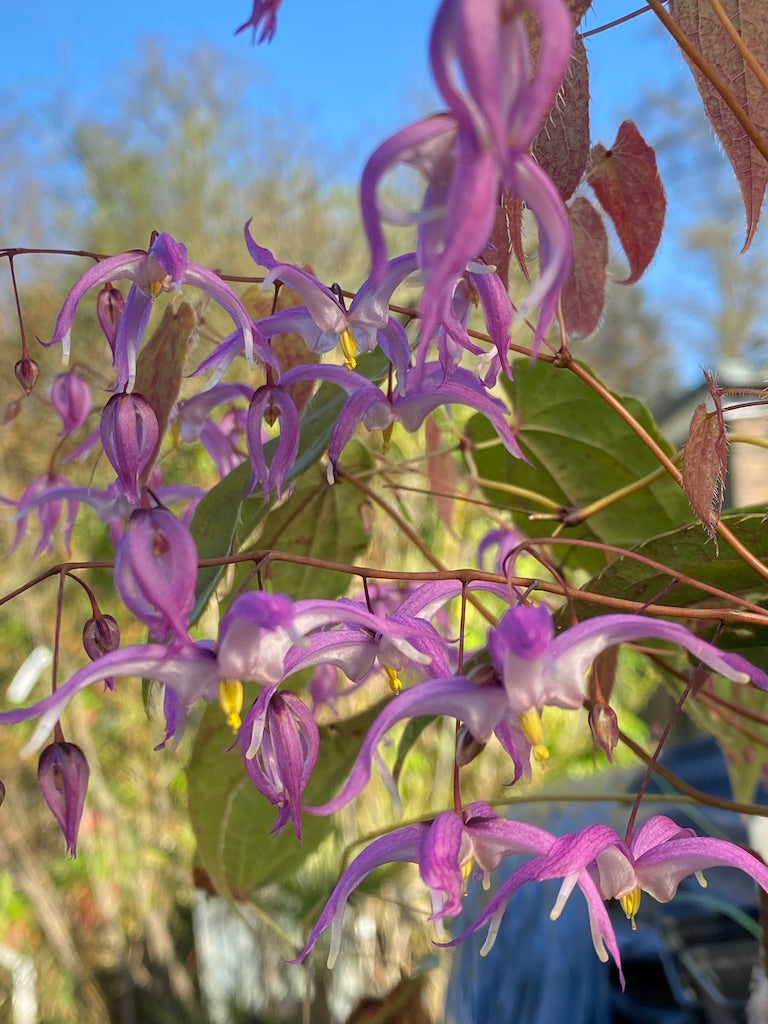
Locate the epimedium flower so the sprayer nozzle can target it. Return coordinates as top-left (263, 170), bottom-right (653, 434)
top-left (487, 602), bottom-right (768, 761)
top-left (114, 506), bottom-right (199, 643)
top-left (293, 802), bottom-right (566, 968)
top-left (360, 0), bottom-right (574, 357)
top-left (38, 740), bottom-right (89, 857)
top-left (173, 382), bottom-right (254, 479)
top-left (51, 371), bottom-right (92, 435)
top-left (240, 683), bottom-right (319, 840)
top-left (0, 589), bottom-right (458, 757)
top-left (244, 227), bottom-right (415, 375)
top-left (448, 814), bottom-right (768, 986)
top-left (308, 602), bottom-right (768, 816)
top-left (274, 360), bottom-right (524, 482)
top-left (245, 384), bottom-right (300, 500)
top-left (0, 590), bottom-right (300, 756)
top-left (100, 392), bottom-right (160, 505)
top-left (0, 472), bottom-right (79, 555)
top-left (44, 231), bottom-right (269, 392)
top-left (235, 0), bottom-right (283, 43)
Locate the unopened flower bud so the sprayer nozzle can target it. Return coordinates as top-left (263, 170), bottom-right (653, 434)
top-left (38, 741), bottom-right (89, 856)
top-left (51, 371), bottom-right (92, 434)
top-left (115, 507), bottom-right (198, 640)
top-left (100, 392), bottom-right (159, 504)
top-left (14, 356), bottom-right (39, 395)
top-left (97, 283), bottom-right (125, 353)
top-left (589, 702), bottom-right (619, 763)
top-left (456, 724), bottom-right (487, 766)
top-left (82, 614), bottom-right (120, 660)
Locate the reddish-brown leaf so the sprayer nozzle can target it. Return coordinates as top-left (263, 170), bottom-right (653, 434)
top-left (134, 301), bottom-right (198, 466)
top-left (533, 35), bottom-right (591, 201)
top-left (560, 196), bottom-right (609, 338)
top-left (482, 190), bottom-right (527, 289)
top-left (670, 0), bottom-right (768, 250)
top-left (682, 401), bottom-right (729, 540)
top-left (425, 415), bottom-right (458, 532)
top-left (587, 120), bottom-right (666, 284)
top-left (568, 0), bottom-right (594, 24)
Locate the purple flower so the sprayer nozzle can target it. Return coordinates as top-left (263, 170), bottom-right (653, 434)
top-left (244, 227), bottom-right (415, 375)
top-left (174, 383), bottom-right (253, 478)
top-left (308, 602), bottom-right (768, 815)
top-left (246, 384), bottom-right (300, 499)
top-left (100, 392), bottom-right (160, 504)
top-left (275, 360), bottom-right (524, 480)
top-left (45, 232), bottom-right (265, 392)
top-left (487, 604), bottom-right (768, 759)
top-left (235, 0), bottom-right (283, 43)
top-left (51, 371), bottom-right (92, 435)
top-left (450, 814), bottom-right (768, 985)
top-left (38, 741), bottom-right (89, 856)
top-left (360, 0), bottom-right (574, 356)
top-left (294, 802), bottom-right (555, 967)
top-left (114, 507), bottom-right (198, 642)
top-left (240, 684), bottom-right (319, 840)
top-left (0, 472), bottom-right (79, 555)
top-left (0, 590), bottom-right (301, 754)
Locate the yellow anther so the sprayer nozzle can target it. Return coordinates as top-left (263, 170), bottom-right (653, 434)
top-left (149, 279), bottom-right (164, 299)
top-left (619, 887), bottom-right (642, 929)
top-left (384, 665), bottom-right (402, 694)
top-left (695, 870), bottom-right (708, 889)
top-left (340, 328), bottom-right (357, 370)
top-left (461, 858), bottom-right (474, 895)
top-left (218, 679), bottom-right (244, 732)
top-left (382, 421), bottom-right (394, 453)
top-left (519, 707), bottom-right (549, 762)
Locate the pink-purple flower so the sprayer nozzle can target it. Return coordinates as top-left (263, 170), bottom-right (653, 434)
top-left (45, 232), bottom-right (265, 392)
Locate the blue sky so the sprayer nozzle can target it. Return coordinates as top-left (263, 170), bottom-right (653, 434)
top-left (2, 2), bottom-right (761, 383)
top-left (4, 1), bottom-right (675, 166)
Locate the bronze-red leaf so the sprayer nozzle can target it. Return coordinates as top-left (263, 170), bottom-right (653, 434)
top-left (587, 120), bottom-right (666, 284)
top-left (682, 401), bottom-right (728, 540)
top-left (560, 196), bottom-right (609, 338)
top-left (670, 0), bottom-right (768, 251)
top-left (533, 35), bottom-right (591, 202)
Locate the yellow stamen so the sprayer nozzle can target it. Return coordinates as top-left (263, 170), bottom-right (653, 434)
top-left (461, 857), bottom-right (474, 895)
top-left (695, 870), bottom-right (708, 889)
top-left (218, 679), bottom-right (244, 732)
top-left (384, 665), bottom-right (402, 694)
top-left (619, 887), bottom-right (642, 929)
top-left (382, 421), bottom-right (394, 453)
top-left (518, 707), bottom-right (549, 762)
top-left (340, 328), bottom-right (357, 370)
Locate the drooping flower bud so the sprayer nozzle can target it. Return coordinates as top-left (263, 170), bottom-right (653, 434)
top-left (38, 741), bottom-right (89, 856)
top-left (589, 701), bottom-right (619, 763)
top-left (51, 371), bottom-right (92, 434)
top-left (115, 507), bottom-right (198, 640)
top-left (14, 356), bottom-right (39, 395)
top-left (96, 282), bottom-right (125, 355)
top-left (82, 614), bottom-right (121, 660)
top-left (100, 392), bottom-right (159, 504)
top-left (241, 685), bottom-right (319, 841)
top-left (82, 613), bottom-right (121, 690)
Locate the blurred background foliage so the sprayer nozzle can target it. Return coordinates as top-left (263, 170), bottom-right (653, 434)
top-left (0, 32), bottom-right (766, 1024)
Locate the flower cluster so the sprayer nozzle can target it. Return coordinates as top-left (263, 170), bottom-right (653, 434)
top-left (1, 0), bottom-right (767, 1009)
